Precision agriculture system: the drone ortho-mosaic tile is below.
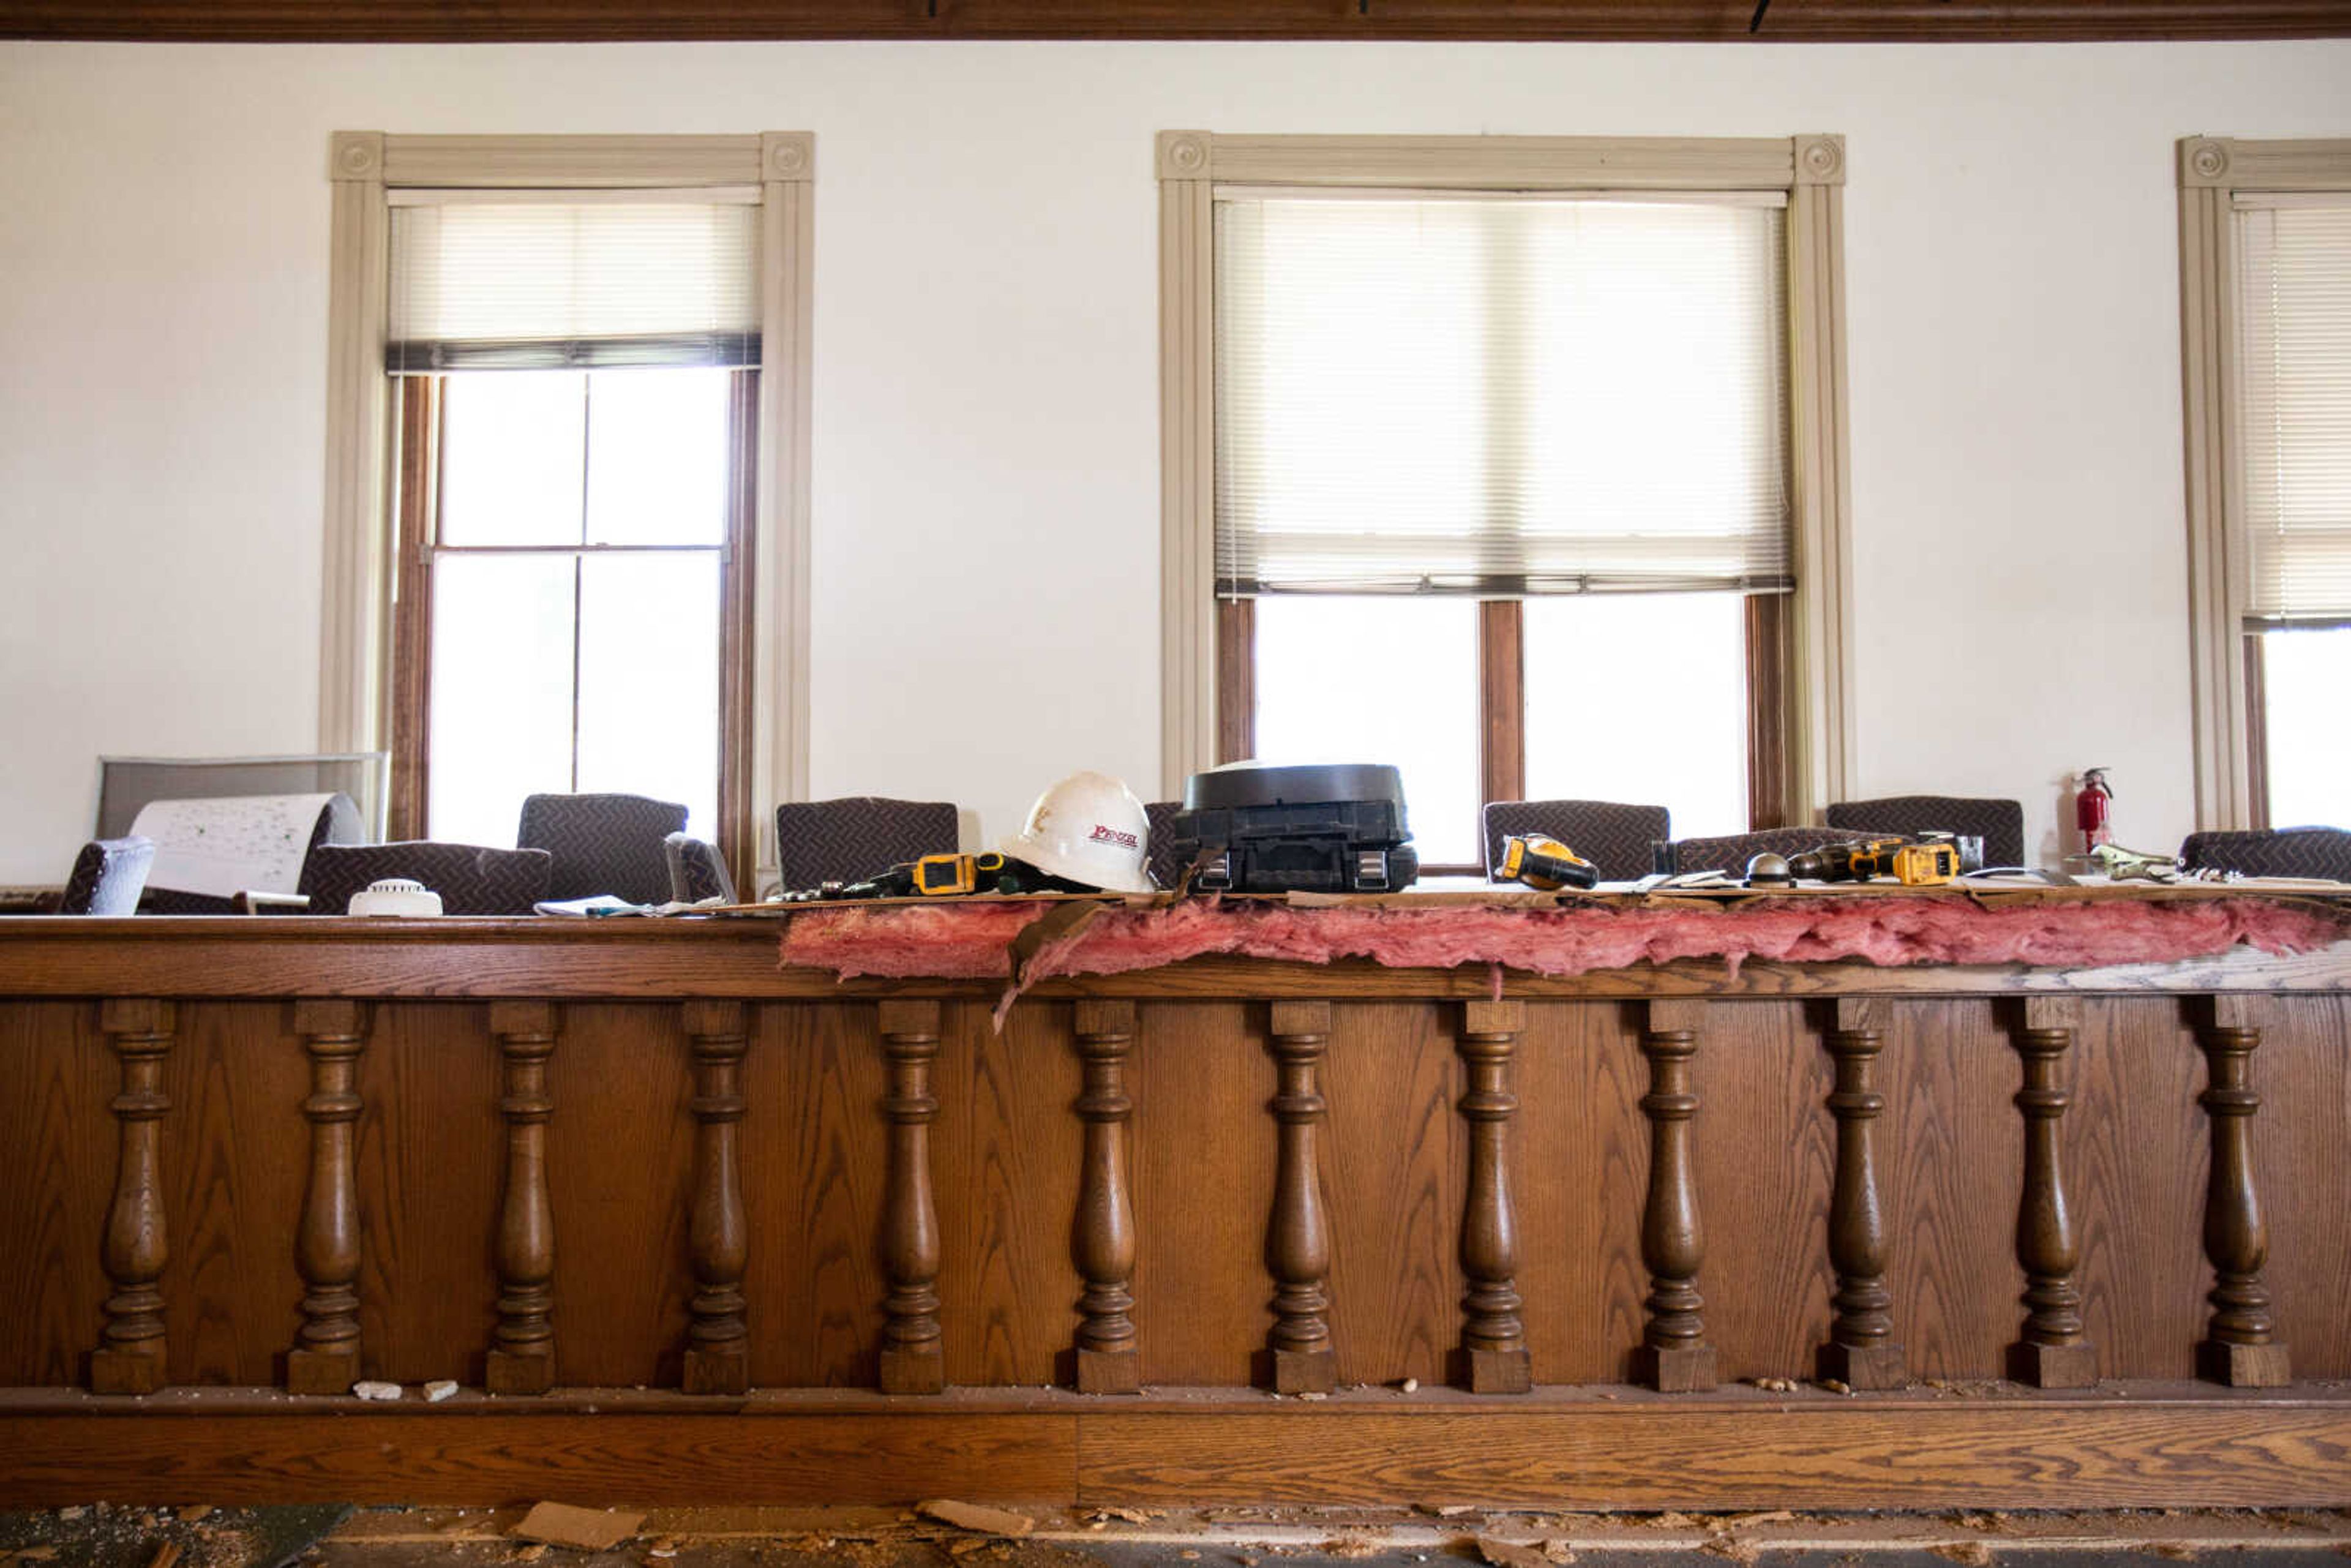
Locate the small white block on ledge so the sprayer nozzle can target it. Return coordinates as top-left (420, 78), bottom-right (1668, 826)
top-left (351, 1380), bottom-right (403, 1401)
top-left (423, 1379), bottom-right (459, 1403)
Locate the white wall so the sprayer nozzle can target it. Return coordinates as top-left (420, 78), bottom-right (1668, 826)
top-left (2, 38), bottom-right (2347, 884)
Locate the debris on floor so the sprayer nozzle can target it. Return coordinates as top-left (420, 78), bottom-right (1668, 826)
top-left (917, 1502), bottom-right (1038, 1538)
top-left (506, 1503), bottom-right (647, 1550)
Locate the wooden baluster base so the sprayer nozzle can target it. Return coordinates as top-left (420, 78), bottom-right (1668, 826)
top-left (91, 999), bottom-right (174, 1395)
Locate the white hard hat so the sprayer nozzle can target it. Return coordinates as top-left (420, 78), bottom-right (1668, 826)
top-left (999, 770), bottom-right (1155, 894)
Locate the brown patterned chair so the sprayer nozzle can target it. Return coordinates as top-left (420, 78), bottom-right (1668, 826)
top-left (1144, 800), bottom-right (1187, 890)
top-left (298, 842), bottom-right (552, 915)
top-left (664, 832), bottom-right (739, 905)
top-left (1669, 825), bottom-right (1858, 877)
top-left (58, 837), bottom-right (157, 917)
top-left (1483, 800), bottom-right (1670, 883)
top-left (1827, 795), bottom-right (2026, 871)
top-left (2179, 827), bottom-right (2351, 882)
top-left (773, 797), bottom-right (957, 891)
top-left (517, 792), bottom-right (689, 906)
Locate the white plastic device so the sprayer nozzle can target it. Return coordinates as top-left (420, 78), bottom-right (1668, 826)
top-left (347, 877), bottom-right (444, 917)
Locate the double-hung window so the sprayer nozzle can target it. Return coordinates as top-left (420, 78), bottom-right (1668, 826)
top-left (318, 135), bottom-right (814, 889)
top-left (1158, 133), bottom-right (1856, 871)
top-left (2180, 137), bottom-right (2351, 830)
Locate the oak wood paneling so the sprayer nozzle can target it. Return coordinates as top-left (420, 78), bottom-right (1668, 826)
top-left (0, 1003), bottom-right (113, 1386)
top-left (2252, 994), bottom-right (2351, 1377)
top-left (1693, 1000), bottom-right (1836, 1384)
top-left (545, 1003), bottom-right (697, 1389)
top-left (1076, 1396), bottom-right (2351, 1509)
top-left (1321, 1003), bottom-right (1462, 1388)
top-left (358, 1003), bottom-right (501, 1385)
top-left (2069, 999), bottom-right (2210, 1381)
top-left (0, 1408), bottom-right (1082, 1506)
top-left (4, 915), bottom-right (2346, 1003)
top-left (935, 999), bottom-right (1081, 1387)
top-left (743, 1002), bottom-right (888, 1387)
top-left (1512, 999), bottom-right (1646, 1384)
top-left (1128, 1002), bottom-right (1268, 1387)
top-left (159, 1003), bottom-right (312, 1387)
top-left (1878, 999), bottom-right (2020, 1381)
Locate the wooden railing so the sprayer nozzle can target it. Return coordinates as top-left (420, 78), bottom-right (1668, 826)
top-left (0, 915), bottom-right (2346, 1507)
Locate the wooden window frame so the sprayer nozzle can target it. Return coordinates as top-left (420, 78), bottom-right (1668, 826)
top-left (385, 373), bottom-right (760, 891)
top-left (320, 132), bottom-right (812, 891)
top-left (2177, 135), bottom-right (2351, 831)
top-left (1164, 132), bottom-right (1851, 836)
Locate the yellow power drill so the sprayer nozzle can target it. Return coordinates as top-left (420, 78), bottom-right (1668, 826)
top-left (1494, 834), bottom-right (1601, 891)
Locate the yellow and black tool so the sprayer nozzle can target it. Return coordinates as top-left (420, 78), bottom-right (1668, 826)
top-left (911, 850), bottom-right (1011, 896)
top-left (1890, 841), bottom-right (1960, 886)
top-left (1787, 837), bottom-right (1905, 883)
top-left (1494, 833), bottom-right (1601, 891)
top-left (1788, 836), bottom-right (1958, 887)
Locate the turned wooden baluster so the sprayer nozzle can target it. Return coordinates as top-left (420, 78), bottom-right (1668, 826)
top-left (91, 999), bottom-right (173, 1395)
top-left (1817, 997), bottom-right (1905, 1389)
top-left (486, 1002), bottom-right (558, 1395)
top-left (1633, 999), bottom-right (1717, 1392)
top-left (2194, 995), bottom-right (2291, 1388)
top-left (2004, 997), bottom-right (2096, 1388)
top-left (1453, 1000), bottom-right (1531, 1394)
top-left (877, 999), bottom-right (945, 1394)
top-left (681, 1001), bottom-right (752, 1395)
top-left (1069, 1000), bottom-right (1140, 1394)
top-left (286, 1000), bottom-right (369, 1395)
top-left (1259, 1000), bottom-right (1337, 1394)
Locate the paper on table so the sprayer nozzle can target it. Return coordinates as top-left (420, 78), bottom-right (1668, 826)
top-left (129, 792), bottom-right (340, 898)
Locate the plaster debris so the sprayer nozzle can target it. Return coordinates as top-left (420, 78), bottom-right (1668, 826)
top-left (423, 1380), bottom-right (459, 1403)
top-left (509, 1503), bottom-right (646, 1550)
top-left (915, 1501), bottom-right (1035, 1537)
top-left (350, 1381), bottom-right (402, 1401)
top-left (1474, 1537), bottom-right (1550, 1568)
top-left (1397, 1378), bottom-right (1419, 1394)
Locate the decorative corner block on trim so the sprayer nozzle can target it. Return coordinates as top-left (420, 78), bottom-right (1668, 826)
top-left (330, 131), bottom-right (384, 182)
top-left (762, 132), bottom-right (814, 182)
top-left (1793, 133), bottom-right (1846, 186)
top-left (2180, 137), bottom-right (2233, 187)
top-left (1158, 130), bottom-right (1212, 181)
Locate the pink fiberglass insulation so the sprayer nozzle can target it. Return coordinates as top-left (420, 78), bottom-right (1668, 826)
top-left (778, 895), bottom-right (2347, 985)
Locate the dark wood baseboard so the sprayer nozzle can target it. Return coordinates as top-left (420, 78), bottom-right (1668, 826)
top-left (5, 1384), bottom-right (2348, 1509)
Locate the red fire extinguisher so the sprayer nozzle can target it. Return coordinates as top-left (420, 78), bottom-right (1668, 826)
top-left (2075, 767), bottom-right (2113, 852)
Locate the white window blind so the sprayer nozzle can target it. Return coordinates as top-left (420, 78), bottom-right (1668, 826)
top-left (388, 192), bottom-right (762, 373)
top-left (1214, 193), bottom-right (1790, 599)
top-left (2237, 198), bottom-right (2351, 626)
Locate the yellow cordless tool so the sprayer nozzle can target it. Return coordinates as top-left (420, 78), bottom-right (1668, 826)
top-left (910, 851), bottom-right (1012, 896)
top-left (1494, 833), bottom-right (1601, 891)
top-left (1787, 836), bottom-right (1958, 887)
